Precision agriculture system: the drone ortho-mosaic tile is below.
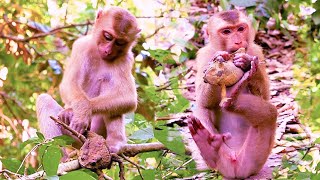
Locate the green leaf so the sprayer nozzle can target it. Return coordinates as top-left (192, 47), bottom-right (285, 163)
top-left (315, 162), bottom-right (320, 171)
top-left (154, 123), bottom-right (185, 155)
top-left (179, 51), bottom-right (189, 63)
top-left (129, 127), bottom-right (154, 141)
top-left (1, 158), bottom-right (24, 174)
top-left (53, 135), bottom-right (74, 146)
top-left (36, 132), bottom-right (46, 141)
top-left (297, 172), bottom-right (310, 179)
top-left (314, 137), bottom-right (320, 144)
top-left (43, 146), bottom-right (62, 176)
top-left (60, 170), bottom-right (97, 180)
top-left (19, 137), bottom-right (42, 149)
top-left (303, 154), bottom-right (313, 161)
top-left (149, 49), bottom-right (176, 65)
top-left (311, 172), bottom-right (320, 180)
top-left (133, 169), bottom-right (155, 180)
top-left (136, 72), bottom-right (149, 85)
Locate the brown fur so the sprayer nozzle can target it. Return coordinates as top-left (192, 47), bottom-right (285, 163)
top-left (219, 10), bottom-right (240, 24)
top-left (188, 10), bottom-right (277, 179)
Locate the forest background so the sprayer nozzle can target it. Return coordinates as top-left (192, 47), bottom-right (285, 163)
top-left (0, 0), bottom-right (320, 179)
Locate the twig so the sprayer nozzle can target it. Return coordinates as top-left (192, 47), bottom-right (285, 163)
top-left (21, 171), bottom-right (45, 180)
top-left (0, 22), bottom-right (93, 42)
top-left (22, 160), bottom-right (80, 179)
top-left (119, 143), bottom-right (167, 157)
top-left (0, 112), bottom-right (19, 136)
top-left (116, 0), bottom-right (124, 6)
top-left (0, 91), bottom-right (28, 114)
top-left (162, 158), bottom-right (193, 179)
top-left (144, 25), bottom-right (165, 39)
top-left (103, 174), bottom-right (113, 180)
top-left (0, 94), bottom-right (20, 120)
top-left (49, 116), bottom-right (86, 143)
top-left (111, 154), bottom-right (125, 180)
top-left (16, 143), bottom-right (42, 174)
top-left (120, 154), bottom-right (144, 180)
top-left (0, 169), bottom-right (22, 179)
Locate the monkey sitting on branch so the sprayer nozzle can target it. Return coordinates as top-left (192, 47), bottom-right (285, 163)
top-left (188, 10), bottom-right (277, 179)
top-left (36, 6), bottom-right (140, 154)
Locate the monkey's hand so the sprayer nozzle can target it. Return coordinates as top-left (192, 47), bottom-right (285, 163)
top-left (70, 100), bottom-right (92, 134)
top-left (188, 115), bottom-right (231, 168)
top-left (70, 116), bottom-right (91, 135)
top-left (233, 53), bottom-right (257, 72)
top-left (58, 108), bottom-right (73, 125)
top-left (210, 51), bottom-right (230, 63)
top-left (221, 58), bottom-right (259, 109)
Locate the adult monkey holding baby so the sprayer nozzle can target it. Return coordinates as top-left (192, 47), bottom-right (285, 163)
top-left (36, 6), bottom-right (140, 153)
top-left (188, 10), bottom-right (277, 178)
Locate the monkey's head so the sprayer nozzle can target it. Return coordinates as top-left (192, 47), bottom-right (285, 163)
top-left (93, 6), bottom-right (141, 61)
top-left (207, 10), bottom-right (256, 53)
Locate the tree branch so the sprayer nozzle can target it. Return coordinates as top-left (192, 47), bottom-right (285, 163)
top-left (120, 143), bottom-right (167, 157)
top-left (0, 22), bottom-right (93, 42)
top-left (49, 116), bottom-right (86, 143)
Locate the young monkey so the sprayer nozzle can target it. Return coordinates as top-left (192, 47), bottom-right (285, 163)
top-left (36, 6), bottom-right (141, 153)
top-left (188, 10), bottom-right (277, 178)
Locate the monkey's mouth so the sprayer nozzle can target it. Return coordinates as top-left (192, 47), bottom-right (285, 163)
top-left (230, 48), bottom-right (246, 54)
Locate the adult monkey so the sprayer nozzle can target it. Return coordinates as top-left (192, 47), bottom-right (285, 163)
top-left (36, 6), bottom-right (141, 153)
top-left (188, 10), bottom-right (277, 178)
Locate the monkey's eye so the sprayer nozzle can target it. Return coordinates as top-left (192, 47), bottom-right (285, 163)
top-left (238, 26), bottom-right (245, 32)
top-left (103, 32), bottom-right (113, 41)
top-left (115, 40), bottom-right (127, 46)
top-left (221, 29), bottom-right (232, 35)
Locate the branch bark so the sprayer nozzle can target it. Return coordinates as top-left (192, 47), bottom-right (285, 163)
top-left (120, 143), bottom-right (167, 157)
top-left (0, 22), bottom-right (93, 42)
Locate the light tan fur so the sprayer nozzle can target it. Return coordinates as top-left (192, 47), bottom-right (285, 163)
top-left (37, 6), bottom-right (140, 153)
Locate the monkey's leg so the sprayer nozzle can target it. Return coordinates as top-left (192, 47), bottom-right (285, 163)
top-left (222, 58), bottom-right (259, 109)
top-left (37, 94), bottom-right (84, 148)
top-left (104, 115), bottom-right (127, 153)
top-left (188, 116), bottom-right (232, 169)
top-left (36, 93), bottom-right (63, 138)
top-left (225, 94), bottom-right (277, 178)
top-left (90, 115), bottom-right (106, 138)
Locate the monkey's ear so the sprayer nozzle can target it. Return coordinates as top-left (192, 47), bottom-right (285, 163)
top-left (96, 8), bottom-right (103, 20)
top-left (203, 24), bottom-right (209, 36)
top-left (135, 28), bottom-right (142, 34)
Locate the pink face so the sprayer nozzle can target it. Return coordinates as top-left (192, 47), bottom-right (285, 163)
top-left (97, 31), bottom-right (128, 61)
top-left (218, 23), bottom-right (249, 53)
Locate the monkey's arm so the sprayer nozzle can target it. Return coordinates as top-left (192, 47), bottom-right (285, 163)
top-left (195, 47), bottom-right (223, 108)
top-left (59, 38), bottom-right (92, 130)
top-left (247, 45), bottom-right (270, 100)
top-left (59, 38), bottom-right (91, 108)
top-left (89, 75), bottom-right (137, 116)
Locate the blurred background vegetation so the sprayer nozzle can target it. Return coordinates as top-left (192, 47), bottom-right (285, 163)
top-left (0, 0), bottom-right (319, 179)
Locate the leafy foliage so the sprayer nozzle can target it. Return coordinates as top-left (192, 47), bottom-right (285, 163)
top-left (0, 0), bottom-right (320, 179)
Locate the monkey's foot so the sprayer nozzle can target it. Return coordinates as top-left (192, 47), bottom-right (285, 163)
top-left (188, 116), bottom-right (231, 168)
